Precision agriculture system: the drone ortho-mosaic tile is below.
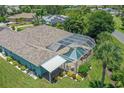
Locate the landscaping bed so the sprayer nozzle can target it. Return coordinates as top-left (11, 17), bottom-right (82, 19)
top-left (8, 22), bottom-right (33, 31)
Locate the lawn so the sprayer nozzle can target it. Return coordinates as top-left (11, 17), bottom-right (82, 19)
top-left (0, 36), bottom-right (123, 88)
top-left (0, 57), bottom-right (88, 88)
top-left (0, 56), bottom-right (111, 88)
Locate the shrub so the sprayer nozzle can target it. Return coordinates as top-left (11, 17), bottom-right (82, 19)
top-left (11, 25), bottom-right (15, 30)
top-left (0, 16), bottom-right (6, 22)
top-left (17, 27), bottom-right (24, 31)
top-left (12, 61), bottom-right (19, 66)
top-left (59, 71), bottom-right (66, 77)
top-left (17, 63), bottom-right (23, 67)
top-left (20, 66), bottom-right (26, 71)
top-left (62, 71), bottom-right (66, 76)
top-left (72, 74), bottom-right (76, 79)
top-left (111, 71), bottom-right (122, 81)
top-left (111, 72), bottom-right (117, 81)
top-left (107, 62), bottom-right (120, 72)
top-left (115, 81), bottom-right (123, 88)
top-left (76, 74), bottom-right (82, 81)
top-left (67, 71), bottom-right (74, 77)
top-left (6, 56), bottom-right (13, 62)
top-left (78, 63), bottom-right (90, 77)
top-left (53, 77), bottom-right (58, 82)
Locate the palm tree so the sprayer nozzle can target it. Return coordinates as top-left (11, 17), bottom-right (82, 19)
top-left (96, 32), bottom-right (113, 44)
top-left (95, 41), bottom-right (122, 87)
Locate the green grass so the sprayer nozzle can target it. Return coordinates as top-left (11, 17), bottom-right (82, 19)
top-left (0, 56), bottom-right (111, 88)
top-left (86, 57), bottom-right (111, 84)
top-left (0, 58), bottom-right (88, 88)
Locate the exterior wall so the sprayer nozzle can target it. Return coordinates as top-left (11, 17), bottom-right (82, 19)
top-left (2, 47), bottom-right (47, 76)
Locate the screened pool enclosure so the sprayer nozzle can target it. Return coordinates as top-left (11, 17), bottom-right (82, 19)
top-left (47, 34), bottom-right (95, 62)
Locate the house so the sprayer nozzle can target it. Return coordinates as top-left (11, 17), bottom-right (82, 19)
top-left (98, 8), bottom-right (119, 15)
top-left (8, 13), bottom-right (35, 22)
top-left (42, 15), bottom-right (68, 25)
top-left (0, 25), bottom-right (95, 81)
top-left (5, 5), bottom-right (20, 15)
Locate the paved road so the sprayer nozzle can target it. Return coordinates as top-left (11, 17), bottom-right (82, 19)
top-left (112, 31), bottom-right (124, 44)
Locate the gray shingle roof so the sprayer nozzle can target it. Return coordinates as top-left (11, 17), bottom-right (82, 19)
top-left (0, 25), bottom-right (95, 66)
top-left (8, 13), bottom-right (35, 19)
top-left (0, 25), bottom-right (72, 66)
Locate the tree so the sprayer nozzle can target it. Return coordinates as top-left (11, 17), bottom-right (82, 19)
top-left (44, 5), bottom-right (64, 15)
top-left (95, 41), bottom-right (122, 87)
top-left (96, 32), bottom-right (113, 44)
top-left (80, 5), bottom-right (91, 14)
top-left (56, 22), bottom-right (64, 29)
top-left (20, 6), bottom-right (32, 13)
top-left (0, 5), bottom-right (7, 16)
top-left (32, 16), bottom-right (43, 26)
top-left (121, 16), bottom-right (124, 30)
top-left (87, 10), bottom-right (114, 38)
top-left (0, 16), bottom-right (6, 22)
top-left (112, 69), bottom-right (124, 87)
top-left (35, 9), bottom-right (47, 17)
top-left (64, 17), bottom-right (84, 34)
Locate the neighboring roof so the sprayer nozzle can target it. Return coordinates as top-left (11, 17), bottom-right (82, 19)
top-left (41, 55), bottom-right (66, 73)
top-left (8, 13), bottom-right (35, 19)
top-left (42, 15), bottom-right (68, 25)
top-left (0, 25), bottom-right (72, 66)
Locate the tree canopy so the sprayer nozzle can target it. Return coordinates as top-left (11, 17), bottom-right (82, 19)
top-left (0, 6), bottom-right (7, 16)
top-left (95, 41), bottom-right (122, 87)
top-left (87, 10), bottom-right (114, 38)
top-left (64, 17), bottom-right (84, 34)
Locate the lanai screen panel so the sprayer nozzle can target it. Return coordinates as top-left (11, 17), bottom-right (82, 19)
top-left (62, 47), bottom-right (88, 61)
top-left (47, 34), bottom-right (95, 52)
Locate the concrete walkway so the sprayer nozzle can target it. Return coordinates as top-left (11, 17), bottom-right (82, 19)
top-left (112, 31), bottom-right (124, 44)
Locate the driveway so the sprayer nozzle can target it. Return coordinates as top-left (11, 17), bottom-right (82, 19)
top-left (112, 31), bottom-right (124, 44)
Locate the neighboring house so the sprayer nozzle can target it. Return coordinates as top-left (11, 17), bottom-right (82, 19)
top-left (8, 13), bottom-right (35, 22)
top-left (42, 15), bottom-right (68, 25)
top-left (5, 5), bottom-right (20, 14)
top-left (98, 8), bottom-right (120, 15)
top-left (0, 25), bottom-right (95, 81)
